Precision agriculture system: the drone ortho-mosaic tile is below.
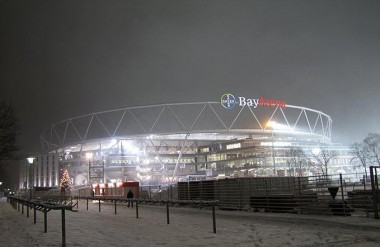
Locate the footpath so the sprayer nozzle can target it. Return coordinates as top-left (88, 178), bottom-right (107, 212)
top-left (1, 197), bottom-right (380, 247)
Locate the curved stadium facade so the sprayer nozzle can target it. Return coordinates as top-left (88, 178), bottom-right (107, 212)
top-left (21, 100), bottom-right (355, 189)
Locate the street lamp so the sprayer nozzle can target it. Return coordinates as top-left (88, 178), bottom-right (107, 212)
top-left (27, 157), bottom-right (34, 164)
top-left (27, 157), bottom-right (35, 198)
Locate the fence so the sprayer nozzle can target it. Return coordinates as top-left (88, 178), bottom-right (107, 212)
top-left (7, 196), bottom-right (77, 247)
top-left (72, 173), bottom-right (379, 218)
top-left (72, 196), bottom-right (218, 233)
top-left (174, 172), bottom-right (380, 218)
top-left (15, 170), bottom-right (380, 219)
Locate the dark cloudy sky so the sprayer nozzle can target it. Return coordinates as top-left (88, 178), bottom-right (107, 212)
top-left (1, 0), bottom-right (380, 154)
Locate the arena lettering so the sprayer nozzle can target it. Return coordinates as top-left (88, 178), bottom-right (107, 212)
top-left (220, 93), bottom-right (286, 109)
top-left (259, 97), bottom-right (287, 109)
top-left (238, 97), bottom-right (286, 109)
top-left (238, 97), bottom-right (260, 108)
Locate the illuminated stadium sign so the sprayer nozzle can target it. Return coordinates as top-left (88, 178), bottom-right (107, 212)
top-left (220, 93), bottom-right (237, 109)
top-left (221, 93), bottom-right (286, 109)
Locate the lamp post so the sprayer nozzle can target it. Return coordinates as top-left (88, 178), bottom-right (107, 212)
top-left (27, 157), bottom-right (35, 199)
top-left (86, 153), bottom-right (93, 187)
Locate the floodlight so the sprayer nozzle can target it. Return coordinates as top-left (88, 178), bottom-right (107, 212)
top-left (266, 121), bottom-right (289, 130)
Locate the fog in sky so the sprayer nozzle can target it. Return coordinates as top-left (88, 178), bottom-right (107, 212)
top-left (1, 0), bottom-right (380, 154)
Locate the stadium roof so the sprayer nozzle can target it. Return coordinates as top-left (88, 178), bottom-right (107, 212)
top-left (40, 102), bottom-right (332, 151)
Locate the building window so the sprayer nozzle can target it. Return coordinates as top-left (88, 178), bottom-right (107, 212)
top-left (226, 143), bottom-right (241, 150)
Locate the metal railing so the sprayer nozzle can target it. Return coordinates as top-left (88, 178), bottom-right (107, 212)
top-left (73, 196), bottom-right (218, 233)
top-left (7, 196), bottom-right (77, 247)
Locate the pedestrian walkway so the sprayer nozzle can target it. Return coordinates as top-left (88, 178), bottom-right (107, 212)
top-left (1, 197), bottom-right (380, 247)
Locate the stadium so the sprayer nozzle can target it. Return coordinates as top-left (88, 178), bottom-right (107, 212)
top-left (21, 94), bottom-right (354, 190)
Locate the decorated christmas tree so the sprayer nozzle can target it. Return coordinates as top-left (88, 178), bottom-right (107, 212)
top-left (60, 169), bottom-right (72, 191)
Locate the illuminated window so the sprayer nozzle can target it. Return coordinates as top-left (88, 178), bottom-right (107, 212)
top-left (226, 143), bottom-right (241, 150)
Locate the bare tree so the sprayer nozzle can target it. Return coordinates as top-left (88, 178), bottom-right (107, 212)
top-left (285, 147), bottom-right (305, 176)
top-left (350, 141), bottom-right (370, 177)
top-left (285, 156), bottom-right (293, 176)
top-left (0, 101), bottom-right (19, 159)
top-left (363, 133), bottom-right (380, 166)
top-left (310, 147), bottom-right (338, 176)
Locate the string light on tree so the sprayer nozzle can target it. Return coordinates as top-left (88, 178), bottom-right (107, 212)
top-left (60, 169), bottom-right (72, 190)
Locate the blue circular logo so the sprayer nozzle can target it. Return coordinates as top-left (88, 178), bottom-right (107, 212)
top-left (221, 93), bottom-right (237, 109)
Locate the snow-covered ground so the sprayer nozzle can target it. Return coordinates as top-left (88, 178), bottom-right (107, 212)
top-left (1, 197), bottom-right (380, 247)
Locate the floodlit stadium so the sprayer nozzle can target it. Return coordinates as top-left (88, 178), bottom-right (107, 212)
top-left (26, 95), bottom-right (356, 190)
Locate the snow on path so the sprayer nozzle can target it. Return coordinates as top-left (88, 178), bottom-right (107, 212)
top-left (1, 197), bottom-right (380, 247)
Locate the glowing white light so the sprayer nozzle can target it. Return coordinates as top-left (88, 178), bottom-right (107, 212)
top-left (261, 142), bottom-right (292, 147)
top-left (86, 153), bottom-right (93, 159)
top-left (122, 140), bottom-right (139, 154)
top-left (266, 121), bottom-right (290, 130)
top-left (266, 121), bottom-right (274, 128)
top-left (312, 147), bottom-right (321, 155)
top-left (27, 157), bottom-right (35, 164)
top-left (142, 159), bottom-right (150, 164)
top-left (226, 143), bottom-right (241, 150)
top-left (147, 134), bottom-right (155, 140)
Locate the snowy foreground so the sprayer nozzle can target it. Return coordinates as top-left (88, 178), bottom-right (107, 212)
top-left (1, 197), bottom-right (380, 247)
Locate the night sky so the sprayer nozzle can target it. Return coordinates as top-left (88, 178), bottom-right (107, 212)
top-left (1, 0), bottom-right (380, 155)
